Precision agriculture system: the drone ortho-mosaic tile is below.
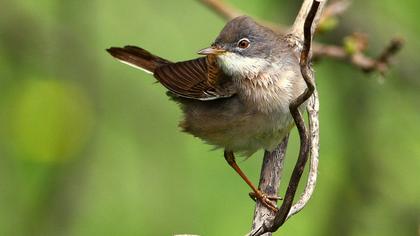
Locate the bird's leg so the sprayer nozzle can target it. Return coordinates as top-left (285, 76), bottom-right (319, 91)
top-left (224, 150), bottom-right (279, 212)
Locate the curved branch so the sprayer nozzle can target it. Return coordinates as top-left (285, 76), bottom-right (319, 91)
top-left (269, 0), bottom-right (319, 230)
top-left (248, 1), bottom-right (322, 235)
top-left (287, 89), bottom-right (320, 220)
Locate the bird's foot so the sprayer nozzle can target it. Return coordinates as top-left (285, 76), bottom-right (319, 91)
top-left (248, 190), bottom-right (282, 212)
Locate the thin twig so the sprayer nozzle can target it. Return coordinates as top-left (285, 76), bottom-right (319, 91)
top-left (199, 0), bottom-right (287, 35)
top-left (287, 89), bottom-right (320, 220)
top-left (318, 0), bottom-right (351, 27)
top-left (199, 0), bottom-right (240, 20)
top-left (313, 37), bottom-right (404, 75)
top-left (366, 37), bottom-right (404, 74)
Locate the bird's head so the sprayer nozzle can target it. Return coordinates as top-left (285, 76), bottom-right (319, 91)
top-left (198, 16), bottom-right (279, 78)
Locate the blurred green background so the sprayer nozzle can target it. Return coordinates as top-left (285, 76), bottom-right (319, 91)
top-left (0, 0), bottom-right (419, 235)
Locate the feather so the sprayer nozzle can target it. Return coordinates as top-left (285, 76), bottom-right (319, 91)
top-left (154, 56), bottom-right (236, 100)
top-left (106, 46), bottom-right (170, 73)
top-left (107, 45), bottom-right (236, 101)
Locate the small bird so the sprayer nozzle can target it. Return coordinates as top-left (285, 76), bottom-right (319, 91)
top-left (107, 16), bottom-right (306, 211)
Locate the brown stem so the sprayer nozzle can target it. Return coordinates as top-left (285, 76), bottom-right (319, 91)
top-left (318, 0), bottom-right (351, 26)
top-left (199, 0), bottom-right (240, 20)
top-left (198, 0), bottom-right (286, 33)
top-left (271, 0), bottom-right (319, 230)
top-left (286, 89), bottom-right (320, 220)
top-left (313, 37), bottom-right (404, 75)
top-left (251, 136), bottom-right (290, 236)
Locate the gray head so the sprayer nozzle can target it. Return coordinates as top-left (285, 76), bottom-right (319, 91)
top-left (198, 16), bottom-right (281, 77)
top-left (198, 16), bottom-right (279, 58)
top-left (216, 16), bottom-right (279, 58)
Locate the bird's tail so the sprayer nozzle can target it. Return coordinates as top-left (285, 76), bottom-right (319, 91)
top-left (106, 46), bottom-right (171, 74)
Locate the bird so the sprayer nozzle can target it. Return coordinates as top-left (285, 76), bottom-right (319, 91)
top-left (106, 15), bottom-right (307, 211)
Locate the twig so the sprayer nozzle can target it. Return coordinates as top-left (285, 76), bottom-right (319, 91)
top-left (318, 0), bottom-right (351, 27)
top-left (367, 37), bottom-right (404, 74)
top-left (199, 0), bottom-right (240, 20)
top-left (271, 0), bottom-right (319, 231)
top-left (199, 0), bottom-right (286, 33)
top-left (198, 0), bottom-right (403, 75)
top-left (287, 89), bottom-right (320, 220)
top-left (313, 37), bottom-right (404, 75)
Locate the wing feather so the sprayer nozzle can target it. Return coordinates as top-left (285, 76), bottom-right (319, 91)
top-left (154, 56), bottom-right (235, 100)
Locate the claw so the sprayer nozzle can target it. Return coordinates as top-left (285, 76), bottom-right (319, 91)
top-left (249, 192), bottom-right (283, 201)
top-left (248, 190), bottom-right (280, 212)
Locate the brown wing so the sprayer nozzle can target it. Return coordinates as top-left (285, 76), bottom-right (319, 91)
top-left (154, 56), bottom-right (236, 100)
top-left (107, 46), bottom-right (171, 73)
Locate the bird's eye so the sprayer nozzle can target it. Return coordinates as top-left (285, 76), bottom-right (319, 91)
top-left (237, 38), bottom-right (250, 49)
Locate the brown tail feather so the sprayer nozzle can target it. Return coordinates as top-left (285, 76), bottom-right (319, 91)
top-left (106, 46), bottom-right (171, 73)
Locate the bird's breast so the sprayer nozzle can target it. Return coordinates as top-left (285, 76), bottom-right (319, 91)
top-left (179, 94), bottom-right (294, 156)
top-left (234, 68), bottom-right (300, 114)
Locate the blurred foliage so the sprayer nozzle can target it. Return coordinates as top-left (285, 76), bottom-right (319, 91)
top-left (0, 0), bottom-right (419, 235)
top-left (10, 79), bottom-right (94, 162)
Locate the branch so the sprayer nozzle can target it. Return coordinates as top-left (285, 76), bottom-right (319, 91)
top-left (249, 1), bottom-right (322, 235)
top-left (318, 0), bottom-right (351, 29)
top-left (250, 136), bottom-right (289, 236)
top-left (199, 0), bottom-right (286, 33)
top-left (197, 0), bottom-right (402, 235)
top-left (199, 0), bottom-right (240, 20)
top-left (290, 0), bottom-right (324, 38)
top-left (198, 0), bottom-right (403, 75)
top-left (287, 89), bottom-right (320, 220)
top-left (313, 37), bottom-right (404, 75)
top-left (271, 0), bottom-right (319, 231)
top-left (248, 0), bottom-right (324, 233)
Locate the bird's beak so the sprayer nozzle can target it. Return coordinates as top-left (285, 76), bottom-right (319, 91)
top-left (197, 46), bottom-right (226, 55)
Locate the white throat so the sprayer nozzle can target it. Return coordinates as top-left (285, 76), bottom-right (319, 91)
top-left (217, 52), bottom-right (269, 78)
